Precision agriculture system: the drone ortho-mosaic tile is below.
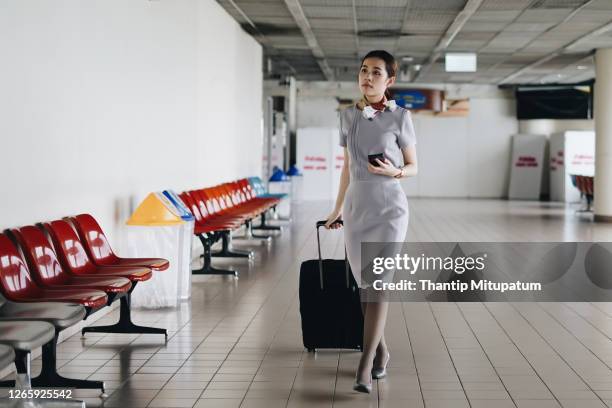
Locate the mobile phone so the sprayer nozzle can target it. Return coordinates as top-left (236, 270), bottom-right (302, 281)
top-left (368, 153), bottom-right (385, 167)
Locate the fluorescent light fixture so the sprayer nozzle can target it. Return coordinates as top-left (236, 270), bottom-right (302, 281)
top-left (445, 53), bottom-right (477, 72)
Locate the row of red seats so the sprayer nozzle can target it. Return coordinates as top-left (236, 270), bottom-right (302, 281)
top-left (179, 178), bottom-right (282, 276)
top-left (575, 175), bottom-right (594, 196)
top-left (0, 214), bottom-right (168, 392)
top-left (572, 175), bottom-right (594, 212)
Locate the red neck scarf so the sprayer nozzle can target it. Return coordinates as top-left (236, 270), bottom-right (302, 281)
top-left (368, 96), bottom-right (387, 111)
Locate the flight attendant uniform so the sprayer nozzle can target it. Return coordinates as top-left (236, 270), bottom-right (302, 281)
top-left (339, 104), bottom-right (416, 288)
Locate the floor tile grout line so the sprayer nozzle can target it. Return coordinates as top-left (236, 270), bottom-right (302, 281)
top-left (233, 207), bottom-right (322, 408)
top-left (511, 300), bottom-right (612, 394)
top-left (400, 302), bottom-right (425, 407)
top-left (564, 302), bottom-right (612, 344)
top-left (519, 301), bottom-right (612, 403)
top-left (587, 302), bottom-right (612, 319)
top-left (482, 302), bottom-right (564, 407)
top-left (426, 301), bottom-right (472, 408)
top-left (324, 224), bottom-right (344, 408)
top-left (455, 302), bottom-right (519, 408)
top-left (141, 290), bottom-right (231, 406)
top-left (100, 277), bottom-right (230, 402)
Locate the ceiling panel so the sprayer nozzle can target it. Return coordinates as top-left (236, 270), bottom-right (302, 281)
top-left (357, 19), bottom-right (404, 31)
top-left (303, 6), bottom-right (353, 19)
top-left (479, 0), bottom-right (535, 11)
top-left (470, 10), bottom-right (523, 21)
top-left (354, 0), bottom-right (409, 6)
top-left (355, 6), bottom-right (406, 20)
top-left (447, 39), bottom-right (491, 50)
top-left (309, 19), bottom-right (353, 30)
top-left (215, 0), bottom-right (612, 83)
top-left (462, 21), bottom-right (511, 32)
top-left (516, 8), bottom-right (575, 22)
top-left (585, 0), bottom-right (612, 10)
top-left (504, 22), bottom-right (557, 32)
top-left (416, 0), bottom-right (468, 11)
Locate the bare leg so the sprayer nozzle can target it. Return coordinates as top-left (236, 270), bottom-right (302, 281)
top-left (356, 301), bottom-right (389, 384)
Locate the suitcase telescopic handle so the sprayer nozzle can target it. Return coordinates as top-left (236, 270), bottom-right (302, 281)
top-left (315, 220), bottom-right (350, 290)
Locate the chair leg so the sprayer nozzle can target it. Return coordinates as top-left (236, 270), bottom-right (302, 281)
top-left (193, 234), bottom-right (238, 276)
top-left (0, 350), bottom-right (30, 389)
top-left (212, 232), bottom-right (253, 259)
top-left (239, 220), bottom-right (272, 242)
top-left (271, 205), bottom-right (291, 223)
top-left (253, 212), bottom-right (281, 231)
top-left (13, 350), bottom-right (30, 390)
top-left (29, 332), bottom-right (105, 392)
top-left (82, 285), bottom-right (167, 341)
top-left (587, 195), bottom-right (593, 212)
top-left (1, 350), bottom-right (87, 407)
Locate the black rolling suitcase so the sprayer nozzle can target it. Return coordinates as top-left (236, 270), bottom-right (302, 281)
top-left (299, 220), bottom-right (363, 352)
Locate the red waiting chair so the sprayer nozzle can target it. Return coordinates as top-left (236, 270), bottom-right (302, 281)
top-left (0, 232), bottom-right (110, 393)
top-left (68, 214), bottom-right (169, 271)
top-left (201, 186), bottom-right (275, 238)
top-left (42, 220), bottom-right (167, 340)
top-left (11, 226), bottom-right (132, 305)
top-left (0, 234), bottom-right (107, 311)
top-left (232, 180), bottom-right (281, 232)
top-left (179, 191), bottom-right (243, 276)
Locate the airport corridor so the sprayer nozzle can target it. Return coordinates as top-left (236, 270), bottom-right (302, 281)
top-left (5, 199), bottom-right (609, 408)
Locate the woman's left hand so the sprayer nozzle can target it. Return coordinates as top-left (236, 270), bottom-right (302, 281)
top-left (367, 158), bottom-right (400, 177)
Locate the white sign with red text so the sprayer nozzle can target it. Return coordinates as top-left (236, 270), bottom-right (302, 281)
top-left (296, 127), bottom-right (340, 201)
top-left (508, 134), bottom-right (547, 200)
top-left (549, 131), bottom-right (595, 202)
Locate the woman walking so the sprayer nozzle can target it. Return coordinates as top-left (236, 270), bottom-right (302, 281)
top-left (325, 50), bottom-right (418, 393)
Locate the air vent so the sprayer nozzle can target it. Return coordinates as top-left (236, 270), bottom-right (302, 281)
top-left (241, 23), bottom-right (302, 36)
top-left (529, 0), bottom-right (588, 9)
top-left (358, 29), bottom-right (403, 38)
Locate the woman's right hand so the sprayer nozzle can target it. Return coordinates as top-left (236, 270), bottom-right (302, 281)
top-left (324, 210), bottom-right (343, 229)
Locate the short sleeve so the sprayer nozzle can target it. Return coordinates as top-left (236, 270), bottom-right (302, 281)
top-left (338, 109), bottom-right (349, 147)
top-left (397, 109), bottom-right (417, 148)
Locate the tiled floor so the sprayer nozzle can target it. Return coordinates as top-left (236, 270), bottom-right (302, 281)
top-left (3, 199), bottom-right (612, 408)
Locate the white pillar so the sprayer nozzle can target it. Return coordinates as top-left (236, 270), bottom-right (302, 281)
top-left (594, 49), bottom-right (612, 222)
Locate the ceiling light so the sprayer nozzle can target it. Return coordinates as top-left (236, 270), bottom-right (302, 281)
top-left (402, 56), bottom-right (414, 62)
top-left (576, 65), bottom-right (587, 70)
top-left (445, 53), bottom-right (477, 72)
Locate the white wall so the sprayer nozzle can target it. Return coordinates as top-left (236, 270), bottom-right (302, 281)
top-left (518, 119), bottom-right (594, 135)
top-left (196, 0), bottom-right (263, 187)
top-left (290, 85), bottom-right (518, 198)
top-left (297, 97), bottom-right (340, 128)
top-left (399, 98), bottom-right (517, 198)
top-left (0, 0), bottom-right (262, 245)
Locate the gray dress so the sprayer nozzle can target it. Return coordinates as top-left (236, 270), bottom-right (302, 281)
top-left (339, 105), bottom-right (417, 288)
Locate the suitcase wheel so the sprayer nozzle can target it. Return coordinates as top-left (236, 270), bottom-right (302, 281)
top-left (307, 348), bottom-right (316, 353)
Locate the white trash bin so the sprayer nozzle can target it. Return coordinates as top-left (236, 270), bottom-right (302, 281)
top-left (125, 192), bottom-right (188, 309)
